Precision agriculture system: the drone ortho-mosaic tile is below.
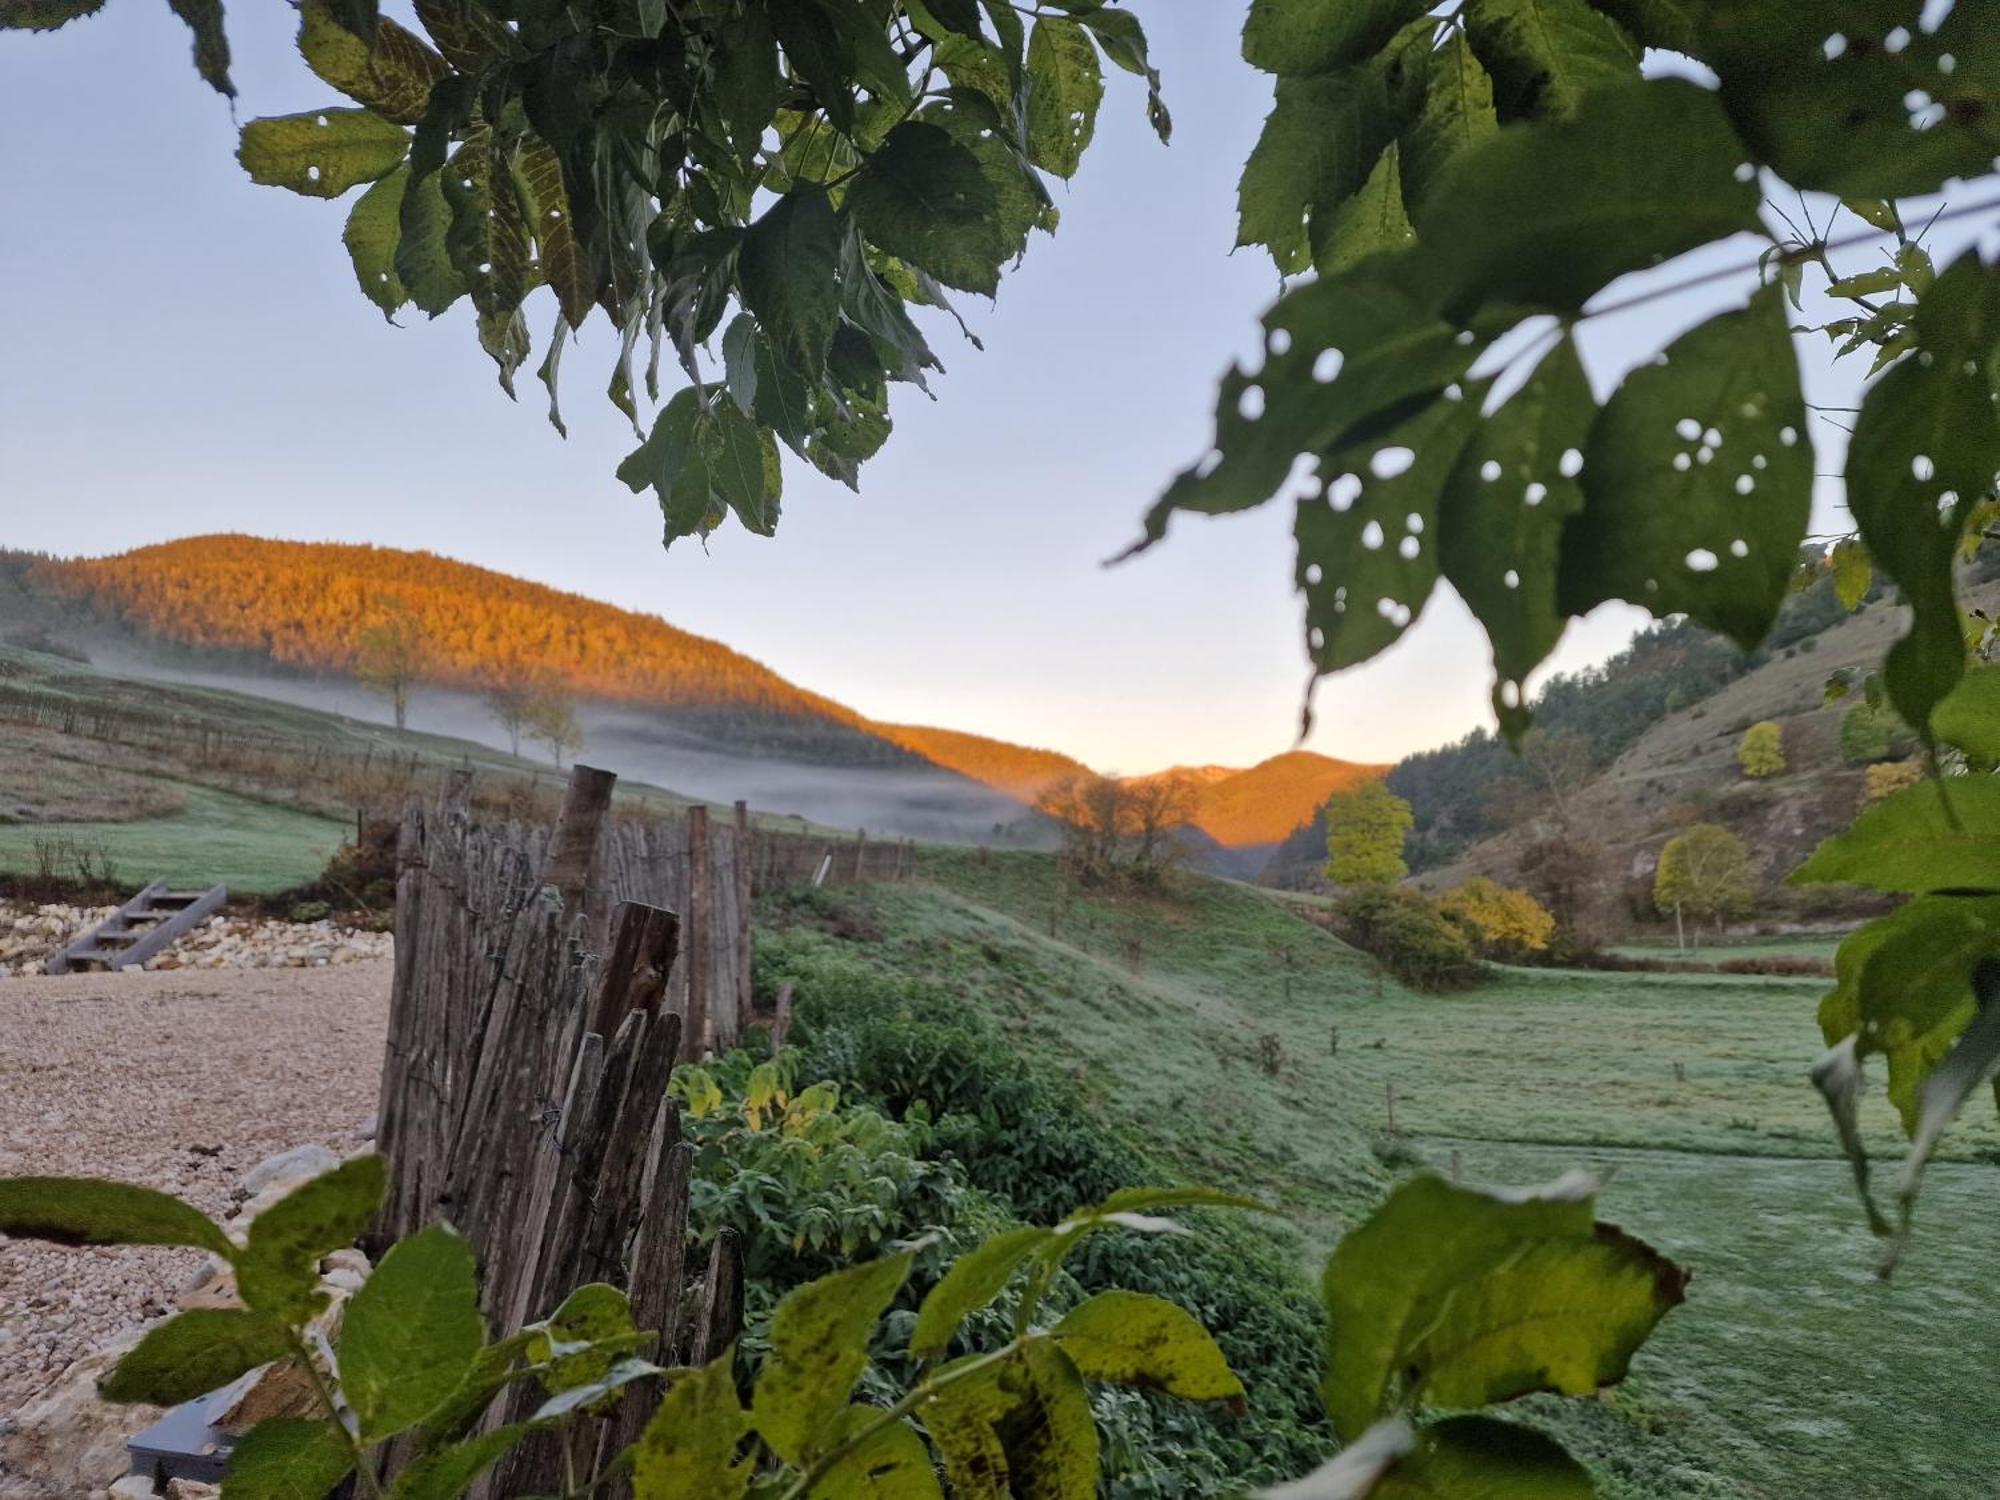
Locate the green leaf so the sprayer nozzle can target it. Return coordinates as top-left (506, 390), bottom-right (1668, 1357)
top-left (99, 1308), bottom-right (292, 1407)
top-left (1024, 18), bottom-right (1103, 178)
top-left (344, 165), bottom-right (411, 317)
top-left (1438, 336), bottom-right (1594, 731)
top-left (707, 401), bottom-right (783, 537)
top-left (1051, 1290), bottom-right (1243, 1402)
top-left (1793, 777), bottom-right (2000, 895)
top-left (848, 120), bottom-right (1011, 296)
top-left (806, 1409), bottom-right (943, 1500)
top-left (1241, 0), bottom-right (1427, 78)
top-left (239, 109), bottom-right (410, 199)
top-left (529, 1282), bottom-right (640, 1394)
top-left (1237, 68), bottom-right (1398, 276)
top-left (1415, 78), bottom-right (1761, 317)
top-left (239, 1155), bottom-right (386, 1325)
top-left (1320, 1173), bottom-right (1686, 1440)
top-left (911, 1226), bottom-right (1052, 1358)
top-left (1845, 254), bottom-right (2000, 733)
top-left (922, 1357), bottom-right (1016, 1500)
top-left (339, 1224), bottom-right (485, 1442)
top-left (0, 1178), bottom-right (231, 1255)
top-left (1077, 8), bottom-right (1168, 141)
top-left (1934, 668), bottom-right (2000, 765)
top-left (1828, 266), bottom-right (1903, 301)
top-left (1312, 143), bottom-right (1415, 273)
top-left (752, 1251), bottom-right (910, 1463)
top-left (530, 1356), bottom-right (665, 1422)
top-left (410, 0), bottom-right (512, 73)
top-left (1830, 537), bottom-right (1872, 612)
top-left (1082, 1184), bottom-right (1273, 1218)
top-left (165, 0), bottom-right (233, 96)
top-left (519, 143), bottom-right (595, 329)
top-left (0, 0), bottom-right (107, 32)
top-left (388, 1425), bottom-right (535, 1500)
top-left (1142, 256), bottom-right (1480, 542)
top-left (1558, 285), bottom-right (1812, 649)
top-left (632, 1350), bottom-right (751, 1500)
top-left (1374, 1416), bottom-right (1597, 1499)
top-left (1460, 0), bottom-right (1639, 120)
top-left (297, 0), bottom-right (447, 126)
top-left (1396, 30), bottom-right (1495, 220)
top-left (221, 1419), bottom-right (354, 1500)
top-left (1890, 958), bottom-right (2000, 1265)
top-left (392, 164), bottom-right (465, 316)
top-left (1004, 1342), bottom-right (1098, 1500)
top-left (1299, 393), bottom-right (1482, 673)
top-left (740, 189), bottom-right (843, 380)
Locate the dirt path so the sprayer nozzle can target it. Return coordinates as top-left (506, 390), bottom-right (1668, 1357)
top-left (0, 960), bottom-right (391, 1415)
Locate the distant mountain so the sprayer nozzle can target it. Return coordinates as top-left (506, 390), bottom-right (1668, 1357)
top-left (13, 536), bottom-right (1377, 856)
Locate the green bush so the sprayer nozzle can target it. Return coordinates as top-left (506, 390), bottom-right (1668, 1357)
top-left (1333, 887), bottom-right (1486, 992)
top-left (1840, 701), bottom-right (1911, 764)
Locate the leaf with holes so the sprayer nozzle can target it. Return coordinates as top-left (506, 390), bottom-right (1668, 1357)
top-left (1396, 29), bottom-right (1495, 221)
top-left (1052, 1291), bottom-right (1243, 1403)
top-left (752, 1251), bottom-right (911, 1463)
top-left (1461, 0), bottom-right (1639, 120)
top-left (221, 1419), bottom-right (354, 1500)
top-left (1143, 257), bottom-right (1482, 542)
top-left (99, 1309), bottom-right (292, 1407)
top-left (1024, 17), bottom-right (1102, 178)
top-left (343, 165), bottom-right (411, 317)
top-left (1792, 776), bottom-right (2000, 895)
top-left (519, 143), bottom-right (594, 329)
top-left (0, 1178), bottom-right (231, 1255)
top-left (1439, 337), bottom-right (1593, 733)
top-left (1242, 0), bottom-right (1428, 78)
top-left (1311, 143), bottom-right (1415, 273)
top-left (806, 1409), bottom-right (943, 1500)
top-left (298, 0), bottom-right (447, 126)
top-left (239, 1155), bottom-right (386, 1325)
top-left (1299, 393), bottom-right (1482, 674)
top-left (1846, 254), bottom-right (2000, 733)
top-left (1415, 78), bottom-right (1760, 317)
top-left (339, 1224), bottom-right (485, 1442)
top-left (1238, 67), bottom-right (1400, 275)
top-left (239, 109), bottom-right (410, 198)
top-left (1320, 1172), bottom-right (1685, 1440)
top-left (1559, 284), bottom-right (1810, 648)
top-left (928, 1346), bottom-right (1099, 1500)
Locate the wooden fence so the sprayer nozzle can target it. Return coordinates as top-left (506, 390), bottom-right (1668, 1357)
top-left (370, 766), bottom-right (910, 1491)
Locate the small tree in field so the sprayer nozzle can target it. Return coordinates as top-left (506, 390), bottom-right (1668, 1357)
top-left (1738, 720), bottom-right (1786, 778)
top-left (1325, 781), bottom-right (1412, 887)
top-left (525, 681), bottom-right (584, 768)
top-left (1655, 823), bottom-right (1755, 951)
top-left (354, 601), bottom-right (425, 731)
top-left (481, 659), bottom-right (540, 758)
top-left (1034, 772), bottom-right (1195, 886)
top-left (1437, 878), bottom-right (1556, 961)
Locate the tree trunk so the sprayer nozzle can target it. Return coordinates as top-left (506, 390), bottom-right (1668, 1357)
top-left (1674, 903), bottom-right (1684, 952)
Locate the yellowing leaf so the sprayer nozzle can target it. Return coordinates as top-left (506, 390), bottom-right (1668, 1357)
top-left (1052, 1290), bottom-right (1243, 1403)
top-left (239, 109), bottom-right (410, 199)
top-left (752, 1252), bottom-right (911, 1463)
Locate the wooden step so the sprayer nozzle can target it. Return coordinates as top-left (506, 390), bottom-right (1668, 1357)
top-left (45, 881), bottom-right (228, 974)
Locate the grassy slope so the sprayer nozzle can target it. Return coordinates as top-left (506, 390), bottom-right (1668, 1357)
top-left (786, 849), bottom-right (2000, 1500)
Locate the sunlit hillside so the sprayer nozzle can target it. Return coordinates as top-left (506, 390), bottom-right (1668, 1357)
top-left (874, 722), bottom-right (1091, 801)
top-left (1182, 751), bottom-right (1386, 847)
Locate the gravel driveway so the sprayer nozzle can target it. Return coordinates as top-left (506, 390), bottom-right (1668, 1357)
top-left (0, 961), bottom-right (391, 1415)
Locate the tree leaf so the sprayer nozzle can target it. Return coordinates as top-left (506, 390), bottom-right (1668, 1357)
top-left (344, 165), bottom-right (411, 317)
top-left (1414, 77), bottom-right (1759, 317)
top-left (411, 0), bottom-right (513, 73)
top-left (519, 143), bottom-right (595, 328)
top-left (1438, 337), bottom-right (1594, 732)
top-left (1005, 1342), bottom-right (1098, 1500)
top-left (1299, 393), bottom-right (1482, 673)
top-left (388, 1425), bottom-right (535, 1500)
top-left (0, 0), bottom-right (107, 32)
top-left (1792, 776), bottom-right (2000, 895)
top-left (0, 1178), bottom-right (231, 1255)
top-left (1559, 285), bottom-right (1811, 649)
top-left (1081, 1184), bottom-right (1274, 1218)
top-left (1237, 67), bottom-right (1398, 276)
top-left (392, 163), bottom-right (465, 315)
top-left (1374, 1416), bottom-right (1596, 1499)
top-left (1396, 30), bottom-right (1495, 221)
top-left (99, 1308), bottom-right (292, 1407)
top-left (528, 1282), bottom-right (639, 1394)
top-left (239, 1154), bottom-right (387, 1325)
top-left (740, 189), bottom-right (843, 380)
top-left (1051, 1290), bottom-right (1243, 1402)
top-left (922, 1357), bottom-right (1016, 1500)
top-left (1312, 143), bottom-right (1415, 273)
top-left (911, 1226), bottom-right (1052, 1358)
top-left (1077, 8), bottom-right (1168, 141)
top-left (1241, 0), bottom-right (1428, 78)
top-left (847, 120), bottom-right (1010, 296)
top-left (221, 1419), bottom-right (354, 1500)
top-left (165, 0), bottom-right (233, 96)
top-left (1460, 0), bottom-right (1639, 120)
top-left (631, 1350), bottom-right (751, 1500)
top-left (1934, 668), bottom-right (2000, 766)
top-left (806, 1409), bottom-right (943, 1500)
top-left (1023, 17), bottom-right (1103, 179)
top-left (1890, 957), bottom-right (2000, 1267)
top-left (1830, 537), bottom-right (1872, 611)
top-left (1320, 1173), bottom-right (1685, 1440)
top-left (297, 0), bottom-right (447, 126)
top-left (752, 1251), bottom-right (911, 1463)
top-left (1253, 1419), bottom-right (1412, 1500)
top-left (1845, 254), bottom-right (2000, 733)
top-left (530, 1356), bottom-right (665, 1422)
top-left (238, 109), bottom-right (410, 199)
top-left (339, 1224), bottom-right (486, 1442)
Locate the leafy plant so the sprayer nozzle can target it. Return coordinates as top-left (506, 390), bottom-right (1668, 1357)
top-left (1332, 885), bottom-right (1483, 993)
top-left (1435, 876), bottom-right (1554, 961)
top-left (1654, 823), bottom-right (1754, 951)
top-left (4, 0), bottom-right (1164, 547)
top-left (1737, 720), bottom-right (1786, 779)
top-left (1324, 780), bottom-right (1414, 886)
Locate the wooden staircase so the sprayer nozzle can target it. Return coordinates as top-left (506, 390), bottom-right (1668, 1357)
top-left (45, 880), bottom-right (227, 974)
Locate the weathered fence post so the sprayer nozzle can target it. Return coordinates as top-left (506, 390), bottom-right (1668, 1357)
top-left (684, 805), bottom-right (711, 1062)
top-left (734, 800), bottom-right (754, 1046)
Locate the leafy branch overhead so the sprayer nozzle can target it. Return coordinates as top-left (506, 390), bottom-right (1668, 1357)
top-left (11, 0), bottom-right (1165, 546)
top-left (1145, 0), bottom-right (1997, 742)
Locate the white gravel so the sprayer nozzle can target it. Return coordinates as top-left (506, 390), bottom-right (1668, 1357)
top-left (0, 961), bottom-right (391, 1415)
top-left (0, 904), bottom-right (390, 978)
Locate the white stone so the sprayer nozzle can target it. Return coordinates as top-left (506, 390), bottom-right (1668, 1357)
top-left (237, 1144), bottom-right (339, 1200)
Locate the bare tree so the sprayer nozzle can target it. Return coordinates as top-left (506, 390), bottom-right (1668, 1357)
top-left (482, 659), bottom-right (540, 757)
top-left (1034, 771), bottom-right (1196, 886)
top-left (355, 599), bottom-right (426, 732)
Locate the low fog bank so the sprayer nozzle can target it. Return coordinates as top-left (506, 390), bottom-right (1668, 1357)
top-left (70, 643), bottom-right (1044, 845)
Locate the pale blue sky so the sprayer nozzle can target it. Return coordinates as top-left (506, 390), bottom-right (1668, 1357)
top-left (0, 5), bottom-right (1885, 772)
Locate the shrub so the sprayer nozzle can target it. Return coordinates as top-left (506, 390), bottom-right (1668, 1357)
top-left (1436, 878), bottom-right (1557, 961)
top-left (1737, 720), bottom-right (1786, 778)
top-left (1865, 760), bottom-right (1923, 801)
top-left (1333, 887), bottom-right (1484, 992)
top-left (1841, 702), bottom-right (1911, 764)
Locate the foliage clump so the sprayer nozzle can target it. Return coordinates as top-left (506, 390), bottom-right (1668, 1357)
top-left (1841, 702), bottom-right (1913, 765)
top-left (1333, 886), bottom-right (1483, 993)
top-left (1737, 720), bottom-right (1786, 779)
top-left (1655, 823), bottom-right (1755, 950)
top-left (1436, 877), bottom-right (1555, 961)
top-left (1324, 780), bottom-right (1413, 887)
top-left (1035, 772), bottom-right (1198, 888)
